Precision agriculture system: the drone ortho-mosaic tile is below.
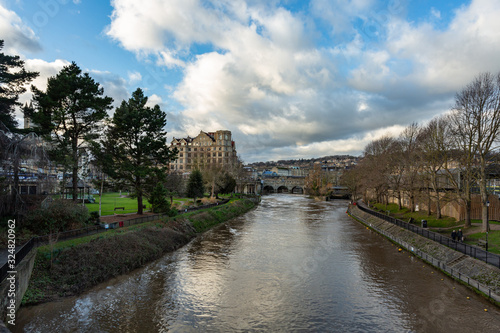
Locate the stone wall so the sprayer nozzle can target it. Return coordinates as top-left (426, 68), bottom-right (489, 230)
top-left (348, 204), bottom-right (500, 303)
top-left (0, 248), bottom-right (37, 323)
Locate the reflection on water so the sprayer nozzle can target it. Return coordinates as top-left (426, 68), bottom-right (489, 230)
top-left (15, 195), bottom-right (500, 332)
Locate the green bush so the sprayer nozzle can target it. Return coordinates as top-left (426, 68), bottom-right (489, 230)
top-left (88, 211), bottom-right (100, 224)
top-left (25, 199), bottom-right (90, 235)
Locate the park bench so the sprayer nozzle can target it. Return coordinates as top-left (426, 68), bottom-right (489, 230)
top-left (478, 239), bottom-right (487, 249)
top-left (114, 207), bottom-right (125, 211)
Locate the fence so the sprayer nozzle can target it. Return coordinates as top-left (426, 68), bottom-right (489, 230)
top-left (0, 199), bottom-right (232, 281)
top-left (355, 202), bottom-right (500, 269)
top-left (0, 238), bottom-right (36, 282)
top-left (348, 206), bottom-right (500, 302)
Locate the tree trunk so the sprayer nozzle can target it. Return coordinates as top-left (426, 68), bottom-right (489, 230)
top-left (72, 165), bottom-right (78, 202)
top-left (137, 176), bottom-right (143, 215)
top-left (464, 199), bottom-right (472, 228)
top-left (72, 140), bottom-right (78, 202)
top-left (138, 193), bottom-right (143, 215)
top-left (482, 204), bottom-right (489, 233)
top-left (435, 194), bottom-right (441, 219)
top-left (427, 192), bottom-right (431, 216)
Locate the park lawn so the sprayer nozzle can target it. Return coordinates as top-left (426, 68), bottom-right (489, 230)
top-left (371, 202), bottom-right (460, 228)
top-left (463, 230), bottom-right (500, 255)
top-left (85, 192), bottom-right (150, 216)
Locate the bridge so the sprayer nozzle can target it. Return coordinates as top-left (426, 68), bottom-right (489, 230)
top-left (236, 177), bottom-right (350, 197)
top-left (260, 176), bottom-right (305, 194)
top-left (235, 176), bottom-right (306, 195)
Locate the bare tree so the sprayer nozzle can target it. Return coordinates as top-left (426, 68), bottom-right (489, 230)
top-left (399, 123), bottom-right (422, 212)
top-left (418, 116), bottom-right (452, 219)
top-left (450, 72), bottom-right (500, 232)
top-left (360, 136), bottom-right (395, 205)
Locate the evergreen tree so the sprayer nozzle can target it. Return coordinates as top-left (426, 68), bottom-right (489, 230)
top-left (96, 88), bottom-right (176, 214)
top-left (0, 40), bottom-right (38, 131)
top-left (31, 62), bottom-right (113, 201)
top-left (149, 183), bottom-right (171, 213)
top-left (186, 169), bottom-right (204, 203)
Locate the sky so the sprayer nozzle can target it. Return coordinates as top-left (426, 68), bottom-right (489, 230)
top-left (2, 0), bottom-right (500, 163)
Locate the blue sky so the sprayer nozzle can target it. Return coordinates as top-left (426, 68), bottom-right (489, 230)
top-left (2, 0), bottom-right (500, 163)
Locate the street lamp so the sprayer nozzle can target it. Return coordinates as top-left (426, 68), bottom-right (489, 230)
top-left (486, 200), bottom-right (490, 251)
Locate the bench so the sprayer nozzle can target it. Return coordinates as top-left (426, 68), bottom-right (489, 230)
top-left (114, 207), bottom-right (125, 211)
top-left (478, 239), bottom-right (487, 249)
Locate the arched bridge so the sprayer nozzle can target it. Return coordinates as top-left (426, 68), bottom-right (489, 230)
top-left (235, 176), bottom-right (305, 195)
top-left (260, 176), bottom-right (305, 194)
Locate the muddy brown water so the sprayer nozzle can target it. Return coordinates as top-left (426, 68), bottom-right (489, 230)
top-left (13, 195), bottom-right (500, 332)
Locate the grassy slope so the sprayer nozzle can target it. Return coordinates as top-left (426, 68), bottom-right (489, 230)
top-left (23, 198), bottom-right (257, 305)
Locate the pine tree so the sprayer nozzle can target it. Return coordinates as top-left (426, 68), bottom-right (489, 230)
top-left (186, 169), bottom-right (204, 203)
top-left (31, 62), bottom-right (113, 201)
top-left (0, 40), bottom-right (38, 131)
top-left (96, 88), bottom-right (176, 214)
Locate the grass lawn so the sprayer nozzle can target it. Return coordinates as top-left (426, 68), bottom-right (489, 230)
top-left (85, 192), bottom-right (150, 216)
top-left (463, 230), bottom-right (500, 255)
top-left (371, 203), bottom-right (460, 228)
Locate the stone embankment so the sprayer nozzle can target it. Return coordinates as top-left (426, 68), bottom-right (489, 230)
top-left (348, 203), bottom-right (500, 304)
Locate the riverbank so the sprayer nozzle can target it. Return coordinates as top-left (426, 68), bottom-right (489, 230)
top-left (348, 203), bottom-right (500, 306)
top-left (22, 198), bottom-right (258, 306)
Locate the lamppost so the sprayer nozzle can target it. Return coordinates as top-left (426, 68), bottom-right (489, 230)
top-left (486, 200), bottom-right (490, 252)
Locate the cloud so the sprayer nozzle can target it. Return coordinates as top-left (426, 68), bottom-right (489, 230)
top-left (89, 70), bottom-right (130, 108)
top-left (106, 0), bottom-right (500, 162)
top-left (12, 58), bottom-right (70, 124)
top-left (0, 4), bottom-right (41, 54)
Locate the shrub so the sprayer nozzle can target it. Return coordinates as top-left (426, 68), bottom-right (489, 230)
top-left (88, 211), bottom-right (100, 224)
top-left (24, 199), bottom-right (89, 235)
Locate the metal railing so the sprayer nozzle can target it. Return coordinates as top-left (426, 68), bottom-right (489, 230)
top-left (1, 199), bottom-right (232, 282)
top-left (348, 206), bottom-right (499, 302)
top-left (355, 203), bottom-right (500, 268)
top-left (0, 238), bottom-right (36, 281)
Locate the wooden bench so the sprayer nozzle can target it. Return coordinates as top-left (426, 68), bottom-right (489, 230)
top-left (478, 239), bottom-right (487, 249)
top-left (114, 207), bottom-right (125, 211)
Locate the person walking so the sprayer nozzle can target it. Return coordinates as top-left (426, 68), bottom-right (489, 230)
top-left (457, 229), bottom-right (463, 242)
top-left (451, 230), bottom-right (457, 241)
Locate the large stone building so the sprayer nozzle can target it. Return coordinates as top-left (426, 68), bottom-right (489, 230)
top-left (169, 130), bottom-right (238, 172)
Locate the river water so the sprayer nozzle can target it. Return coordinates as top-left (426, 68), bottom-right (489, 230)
top-left (14, 195), bottom-right (500, 332)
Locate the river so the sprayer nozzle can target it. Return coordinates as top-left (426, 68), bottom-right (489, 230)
top-left (14, 195), bottom-right (500, 332)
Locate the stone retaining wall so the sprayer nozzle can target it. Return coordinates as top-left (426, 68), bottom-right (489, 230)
top-left (348, 204), bottom-right (500, 303)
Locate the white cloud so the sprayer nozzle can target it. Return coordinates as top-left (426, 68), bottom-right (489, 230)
top-left (89, 70), bottom-right (130, 108)
top-left (0, 4), bottom-right (41, 54)
top-left (145, 93), bottom-right (163, 108)
top-left (127, 71), bottom-right (142, 84)
top-left (430, 7), bottom-right (441, 19)
top-left (12, 58), bottom-right (70, 124)
top-left (106, 0), bottom-right (500, 162)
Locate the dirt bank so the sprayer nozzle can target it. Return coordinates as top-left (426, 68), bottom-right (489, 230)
top-left (23, 198), bottom-right (258, 305)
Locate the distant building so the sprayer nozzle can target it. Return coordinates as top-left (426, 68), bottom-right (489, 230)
top-left (169, 130), bottom-right (238, 172)
top-left (271, 166), bottom-right (290, 177)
